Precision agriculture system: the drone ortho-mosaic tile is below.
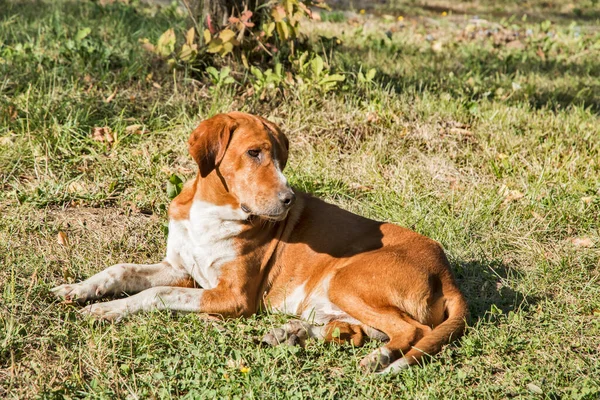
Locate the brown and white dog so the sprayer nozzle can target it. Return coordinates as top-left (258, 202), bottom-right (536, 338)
top-left (52, 112), bottom-right (468, 374)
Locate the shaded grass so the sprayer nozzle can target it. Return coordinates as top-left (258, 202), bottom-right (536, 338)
top-left (1, 0), bottom-right (600, 398)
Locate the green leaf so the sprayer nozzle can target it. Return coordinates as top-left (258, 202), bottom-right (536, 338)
top-left (206, 66), bottom-right (219, 80)
top-left (318, 73), bottom-right (345, 85)
top-left (219, 66), bottom-right (231, 80)
top-left (166, 174), bottom-right (184, 200)
top-left (331, 327), bottom-right (341, 339)
top-left (250, 66), bottom-right (264, 80)
top-left (366, 68), bottom-right (376, 81)
top-left (75, 27), bottom-right (91, 42)
top-left (311, 55), bottom-right (324, 77)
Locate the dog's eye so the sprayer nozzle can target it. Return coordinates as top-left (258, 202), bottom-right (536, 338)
top-left (247, 149), bottom-right (261, 158)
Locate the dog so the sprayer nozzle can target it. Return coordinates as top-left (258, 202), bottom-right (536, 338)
top-left (52, 112), bottom-right (468, 374)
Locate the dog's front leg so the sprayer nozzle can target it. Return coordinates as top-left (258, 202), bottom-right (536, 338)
top-left (79, 287), bottom-right (250, 321)
top-left (51, 261), bottom-right (190, 303)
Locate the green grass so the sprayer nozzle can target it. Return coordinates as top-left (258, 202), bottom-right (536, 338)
top-left (1, 0), bottom-right (599, 398)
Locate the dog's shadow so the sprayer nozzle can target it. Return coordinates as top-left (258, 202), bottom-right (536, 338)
top-left (450, 258), bottom-right (537, 324)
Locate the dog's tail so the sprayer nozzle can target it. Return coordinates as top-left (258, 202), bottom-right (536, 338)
top-left (383, 289), bottom-right (468, 374)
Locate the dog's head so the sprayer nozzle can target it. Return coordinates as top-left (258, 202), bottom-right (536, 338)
top-left (188, 112), bottom-right (295, 221)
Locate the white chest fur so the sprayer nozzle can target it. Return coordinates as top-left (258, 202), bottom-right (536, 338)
top-left (165, 200), bottom-right (245, 289)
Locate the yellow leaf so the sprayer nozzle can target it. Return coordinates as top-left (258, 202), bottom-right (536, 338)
top-left (207, 40), bottom-right (223, 54)
top-left (219, 29), bottom-right (236, 43)
top-left (221, 41), bottom-right (234, 56)
top-left (156, 28), bottom-right (176, 57)
top-left (276, 21), bottom-right (289, 40)
top-left (283, 0), bottom-right (293, 15)
top-left (185, 27), bottom-right (195, 46)
top-left (264, 22), bottom-right (275, 38)
top-left (180, 43), bottom-right (197, 61)
top-left (203, 29), bottom-right (212, 44)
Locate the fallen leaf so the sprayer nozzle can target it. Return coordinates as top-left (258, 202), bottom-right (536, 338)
top-left (125, 124), bottom-right (146, 135)
top-left (526, 383), bottom-right (543, 395)
top-left (505, 40), bottom-right (524, 50)
top-left (366, 112), bottom-right (379, 123)
top-left (8, 105), bottom-right (17, 120)
top-left (104, 89), bottom-right (117, 103)
top-left (152, 82), bottom-right (162, 89)
top-left (449, 127), bottom-right (473, 136)
top-left (57, 231), bottom-right (69, 247)
top-left (503, 190), bottom-right (524, 204)
top-left (91, 127), bottom-right (114, 143)
top-left (581, 196), bottom-right (593, 205)
top-left (567, 237), bottom-right (594, 248)
top-left (349, 182), bottom-right (373, 192)
top-left (67, 181), bottom-right (85, 193)
top-left (531, 211), bottom-right (544, 220)
top-left (536, 47), bottom-right (546, 61)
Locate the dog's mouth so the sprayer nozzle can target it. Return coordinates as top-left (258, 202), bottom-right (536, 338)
top-left (240, 204), bottom-right (289, 222)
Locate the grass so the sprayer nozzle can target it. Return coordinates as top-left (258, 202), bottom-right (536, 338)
top-left (1, 0), bottom-right (599, 398)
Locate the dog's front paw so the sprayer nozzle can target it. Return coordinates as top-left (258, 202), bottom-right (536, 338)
top-left (51, 283), bottom-right (99, 303)
top-left (79, 300), bottom-right (128, 322)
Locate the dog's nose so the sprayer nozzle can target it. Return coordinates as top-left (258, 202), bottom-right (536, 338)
top-left (278, 190), bottom-right (296, 208)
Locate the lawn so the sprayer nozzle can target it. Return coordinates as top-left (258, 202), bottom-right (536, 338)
top-left (1, 0), bottom-right (599, 398)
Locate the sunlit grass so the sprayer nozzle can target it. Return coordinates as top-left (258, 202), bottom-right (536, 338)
top-left (1, 0), bottom-right (599, 398)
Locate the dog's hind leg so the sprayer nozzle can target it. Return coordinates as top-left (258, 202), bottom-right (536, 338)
top-left (51, 261), bottom-right (191, 303)
top-left (327, 272), bottom-right (433, 372)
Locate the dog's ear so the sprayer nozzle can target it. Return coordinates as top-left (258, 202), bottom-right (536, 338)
top-left (256, 116), bottom-right (289, 170)
top-left (188, 114), bottom-right (238, 177)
